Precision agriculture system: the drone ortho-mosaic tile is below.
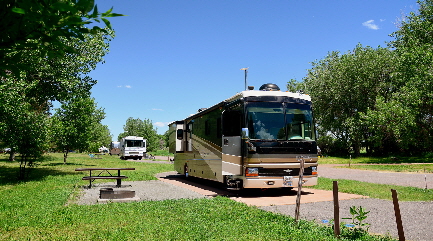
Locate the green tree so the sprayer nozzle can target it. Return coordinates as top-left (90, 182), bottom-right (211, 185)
top-left (385, 0), bottom-right (433, 152)
top-left (304, 44), bottom-right (397, 155)
top-left (89, 123), bottom-right (112, 152)
top-left (118, 118), bottom-right (159, 152)
top-left (0, 28), bottom-right (113, 161)
top-left (0, 77), bottom-right (51, 162)
top-left (0, 0), bottom-right (122, 77)
top-left (0, 0), bottom-right (120, 163)
top-left (163, 130), bottom-right (170, 148)
top-left (52, 95), bottom-right (106, 163)
top-left (286, 79), bottom-right (304, 93)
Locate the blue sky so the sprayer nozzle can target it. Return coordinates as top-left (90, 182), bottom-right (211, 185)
top-left (89, 0), bottom-right (418, 140)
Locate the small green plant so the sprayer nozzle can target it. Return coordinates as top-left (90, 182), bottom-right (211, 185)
top-left (343, 206), bottom-right (371, 230)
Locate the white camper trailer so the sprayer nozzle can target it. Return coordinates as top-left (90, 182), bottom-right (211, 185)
top-left (168, 83), bottom-right (318, 190)
top-left (119, 136), bottom-right (147, 160)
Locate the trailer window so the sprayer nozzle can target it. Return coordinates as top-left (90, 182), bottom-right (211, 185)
top-left (126, 140), bottom-right (143, 147)
top-left (177, 129), bottom-right (183, 140)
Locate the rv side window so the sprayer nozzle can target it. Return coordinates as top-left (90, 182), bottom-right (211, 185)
top-left (177, 129), bottom-right (183, 140)
top-left (205, 120), bottom-right (211, 136)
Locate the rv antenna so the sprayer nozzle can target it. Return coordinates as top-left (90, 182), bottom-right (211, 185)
top-left (240, 67), bottom-right (249, 90)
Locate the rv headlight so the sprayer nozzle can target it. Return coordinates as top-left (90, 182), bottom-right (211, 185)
top-left (312, 166), bottom-right (318, 175)
top-left (246, 167), bottom-right (259, 177)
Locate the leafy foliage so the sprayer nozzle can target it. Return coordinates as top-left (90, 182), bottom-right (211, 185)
top-left (51, 96), bottom-right (106, 163)
top-left (302, 0), bottom-right (433, 156)
top-left (342, 206), bottom-right (371, 230)
top-left (0, 0), bottom-right (119, 163)
top-left (304, 45), bottom-right (396, 155)
top-left (0, 0), bottom-right (122, 77)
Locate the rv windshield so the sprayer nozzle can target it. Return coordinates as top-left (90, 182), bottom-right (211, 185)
top-left (126, 140), bottom-right (142, 147)
top-left (246, 102), bottom-right (315, 141)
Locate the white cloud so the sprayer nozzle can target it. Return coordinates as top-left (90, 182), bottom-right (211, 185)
top-left (125, 85), bottom-right (132, 88)
top-left (152, 108), bottom-right (163, 111)
top-left (117, 85), bottom-right (122, 88)
top-left (362, 20), bottom-right (379, 30)
top-left (154, 122), bottom-right (169, 127)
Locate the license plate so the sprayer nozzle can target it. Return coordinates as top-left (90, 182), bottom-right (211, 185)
top-left (283, 176), bottom-right (293, 186)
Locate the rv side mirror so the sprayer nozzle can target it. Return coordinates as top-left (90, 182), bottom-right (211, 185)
top-left (241, 128), bottom-right (249, 139)
top-left (177, 129), bottom-right (184, 140)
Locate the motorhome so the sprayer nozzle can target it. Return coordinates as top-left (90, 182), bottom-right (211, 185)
top-left (119, 136), bottom-right (147, 160)
top-left (168, 83), bottom-right (318, 190)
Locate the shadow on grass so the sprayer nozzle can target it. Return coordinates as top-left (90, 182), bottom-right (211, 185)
top-left (0, 165), bottom-right (78, 185)
top-left (0, 156), bottom-right (87, 185)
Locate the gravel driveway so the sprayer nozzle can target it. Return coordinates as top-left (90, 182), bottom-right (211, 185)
top-left (75, 162), bottom-right (433, 241)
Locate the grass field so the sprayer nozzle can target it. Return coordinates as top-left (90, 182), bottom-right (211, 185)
top-left (310, 177), bottom-right (433, 201)
top-left (319, 155), bottom-right (433, 173)
top-left (0, 153), bottom-right (394, 240)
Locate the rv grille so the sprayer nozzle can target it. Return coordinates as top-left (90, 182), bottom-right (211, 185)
top-left (258, 167), bottom-right (313, 176)
top-left (253, 141), bottom-right (317, 155)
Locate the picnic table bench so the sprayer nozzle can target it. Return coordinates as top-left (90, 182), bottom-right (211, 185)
top-left (75, 168), bottom-right (135, 188)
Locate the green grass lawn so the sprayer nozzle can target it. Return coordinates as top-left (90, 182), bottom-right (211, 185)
top-left (0, 153), bottom-right (393, 240)
top-left (315, 156), bottom-right (433, 201)
top-left (310, 178), bottom-right (433, 201)
top-left (319, 155), bottom-right (433, 173)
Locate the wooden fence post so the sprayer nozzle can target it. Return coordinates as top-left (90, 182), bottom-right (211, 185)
top-left (333, 181), bottom-right (340, 237)
top-left (391, 189), bottom-right (405, 241)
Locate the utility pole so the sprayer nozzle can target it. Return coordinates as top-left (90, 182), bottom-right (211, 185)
top-left (240, 67), bottom-right (249, 90)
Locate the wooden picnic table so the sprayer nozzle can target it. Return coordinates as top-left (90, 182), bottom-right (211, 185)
top-left (75, 168), bottom-right (135, 188)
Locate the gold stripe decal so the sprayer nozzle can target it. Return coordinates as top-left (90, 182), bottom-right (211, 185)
top-left (222, 153), bottom-right (242, 175)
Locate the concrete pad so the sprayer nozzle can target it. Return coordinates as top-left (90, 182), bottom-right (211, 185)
top-left (157, 172), bottom-right (368, 207)
top-left (98, 196), bottom-right (141, 203)
top-left (230, 188), bottom-right (367, 206)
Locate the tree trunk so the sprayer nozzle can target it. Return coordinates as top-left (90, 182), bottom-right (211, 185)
top-left (63, 150), bottom-right (68, 164)
top-left (9, 151), bottom-right (15, 162)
